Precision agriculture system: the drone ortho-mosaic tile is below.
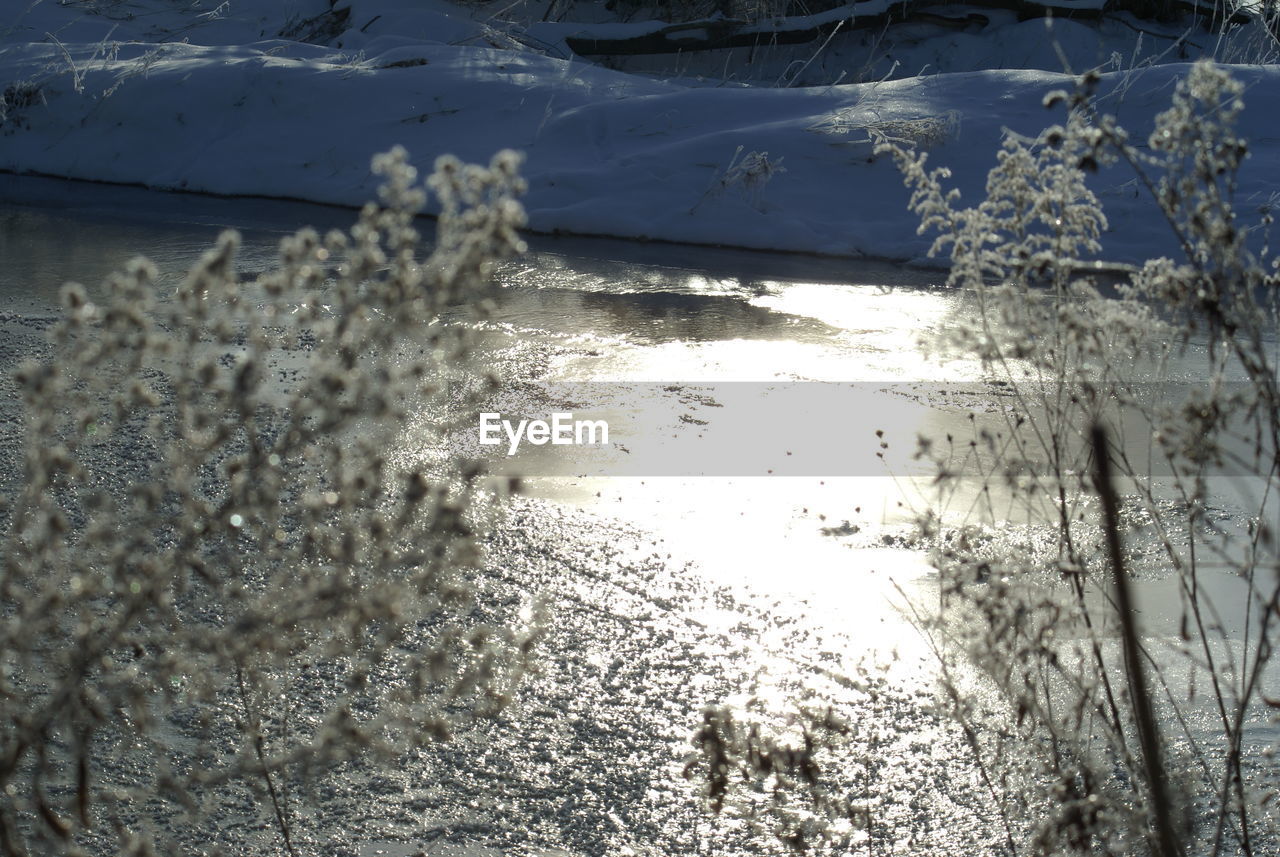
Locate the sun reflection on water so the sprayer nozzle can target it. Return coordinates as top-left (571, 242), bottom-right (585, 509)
top-left (484, 274), bottom-right (982, 681)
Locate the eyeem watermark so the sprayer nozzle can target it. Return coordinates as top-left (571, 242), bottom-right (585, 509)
top-left (479, 412), bottom-right (610, 456)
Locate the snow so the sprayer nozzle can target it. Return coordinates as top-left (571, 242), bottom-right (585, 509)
top-left (2, 0), bottom-right (1279, 263)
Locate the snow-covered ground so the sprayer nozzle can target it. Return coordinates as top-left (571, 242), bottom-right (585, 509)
top-left (2, 0), bottom-right (1278, 262)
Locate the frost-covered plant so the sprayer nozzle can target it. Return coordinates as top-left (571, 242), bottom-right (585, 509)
top-left (2, 33), bottom-right (175, 131)
top-left (693, 60), bottom-right (1280, 857)
top-left (691, 145), bottom-right (786, 214)
top-left (874, 61), bottom-right (1280, 856)
top-left (0, 81), bottom-right (44, 130)
top-left (684, 687), bottom-right (880, 854)
top-left (0, 147), bottom-right (539, 857)
top-left (807, 111), bottom-right (960, 151)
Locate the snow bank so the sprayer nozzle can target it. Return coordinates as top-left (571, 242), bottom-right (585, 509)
top-left (2, 0), bottom-right (1279, 263)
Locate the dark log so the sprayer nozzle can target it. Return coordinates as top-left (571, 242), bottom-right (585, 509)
top-left (561, 0), bottom-right (1251, 56)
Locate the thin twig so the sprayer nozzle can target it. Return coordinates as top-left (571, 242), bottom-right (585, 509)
top-left (236, 663), bottom-right (300, 857)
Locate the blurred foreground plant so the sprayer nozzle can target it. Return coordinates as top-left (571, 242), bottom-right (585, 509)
top-left (0, 147), bottom-right (538, 856)
top-left (886, 60), bottom-right (1280, 857)
top-left (692, 61), bottom-right (1280, 857)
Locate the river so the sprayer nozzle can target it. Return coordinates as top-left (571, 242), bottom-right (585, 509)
top-left (3, 173), bottom-right (1277, 857)
top-left (0, 172), bottom-right (956, 633)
